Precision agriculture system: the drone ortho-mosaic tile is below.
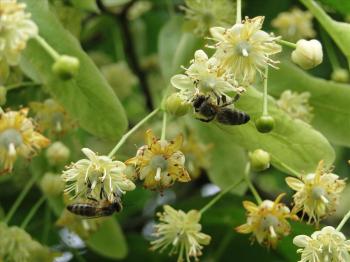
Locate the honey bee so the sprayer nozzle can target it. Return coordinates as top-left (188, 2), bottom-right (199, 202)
top-left (192, 94), bottom-right (250, 125)
top-left (67, 197), bottom-right (123, 218)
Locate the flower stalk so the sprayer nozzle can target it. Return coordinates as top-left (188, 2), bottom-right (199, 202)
top-left (5, 172), bottom-right (39, 223)
top-left (108, 108), bottom-right (160, 158)
top-left (277, 39), bottom-right (297, 49)
top-left (200, 178), bottom-right (244, 215)
top-left (271, 156), bottom-right (301, 178)
top-left (236, 0), bottom-right (242, 24)
top-left (337, 209), bottom-right (350, 232)
top-left (34, 35), bottom-right (60, 61)
top-left (20, 196), bottom-right (45, 229)
top-left (244, 163), bottom-right (262, 204)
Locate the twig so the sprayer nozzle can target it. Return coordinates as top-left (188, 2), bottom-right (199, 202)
top-left (97, 0), bottom-right (154, 111)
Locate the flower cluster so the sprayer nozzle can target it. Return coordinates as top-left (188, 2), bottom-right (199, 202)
top-left (286, 160), bottom-right (346, 224)
top-left (271, 8), bottom-right (315, 42)
top-left (126, 129), bottom-right (190, 192)
top-left (30, 99), bottom-right (75, 134)
top-left (182, 0), bottom-right (236, 36)
top-left (294, 226), bottom-right (350, 262)
top-left (0, 108), bottom-right (50, 172)
top-left (236, 194), bottom-right (298, 248)
top-left (0, 222), bottom-right (54, 261)
top-left (277, 90), bottom-right (313, 123)
top-left (62, 148), bottom-right (136, 202)
top-left (151, 205), bottom-right (211, 262)
top-left (0, 0), bottom-right (38, 65)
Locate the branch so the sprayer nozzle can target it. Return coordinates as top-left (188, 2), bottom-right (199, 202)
top-left (97, 0), bottom-right (154, 111)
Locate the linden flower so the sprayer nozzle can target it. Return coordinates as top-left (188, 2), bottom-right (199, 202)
top-left (0, 108), bottom-right (49, 172)
top-left (0, 0), bottom-right (38, 65)
top-left (181, 0), bottom-right (236, 36)
top-left (30, 99), bottom-right (75, 134)
top-left (151, 205), bottom-right (211, 262)
top-left (277, 90), bottom-right (313, 123)
top-left (209, 16), bottom-right (282, 84)
top-left (171, 49), bottom-right (241, 103)
top-left (126, 129), bottom-right (190, 191)
top-left (271, 8), bottom-right (316, 42)
top-left (236, 194), bottom-right (298, 248)
top-left (62, 148), bottom-right (136, 202)
top-left (181, 133), bottom-right (212, 179)
top-left (293, 226), bottom-right (350, 262)
top-left (0, 222), bottom-right (53, 261)
top-left (286, 160), bottom-right (346, 224)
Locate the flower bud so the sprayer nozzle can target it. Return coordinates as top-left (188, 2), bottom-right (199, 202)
top-left (40, 172), bottom-right (64, 197)
top-left (291, 39), bottom-right (323, 70)
top-left (249, 149), bottom-right (271, 171)
top-left (165, 93), bottom-right (191, 117)
top-left (0, 86), bottom-right (7, 105)
top-left (45, 141), bottom-right (70, 166)
top-left (255, 115), bottom-right (275, 133)
top-left (331, 68), bottom-right (349, 83)
top-left (52, 55), bottom-right (80, 80)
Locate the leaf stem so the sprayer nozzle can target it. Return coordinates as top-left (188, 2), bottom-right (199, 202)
top-left (244, 163), bottom-right (262, 204)
top-left (6, 82), bottom-right (41, 91)
top-left (20, 196), bottom-right (45, 229)
top-left (262, 66), bottom-right (269, 116)
top-left (336, 209), bottom-right (350, 231)
top-left (277, 39), bottom-right (297, 49)
top-left (108, 108), bottom-right (160, 158)
top-left (236, 0), bottom-right (242, 24)
top-left (160, 112), bottom-right (167, 140)
top-left (4, 173), bottom-right (39, 224)
top-left (200, 178), bottom-right (244, 215)
top-left (271, 156), bottom-right (301, 178)
top-left (34, 35), bottom-right (60, 61)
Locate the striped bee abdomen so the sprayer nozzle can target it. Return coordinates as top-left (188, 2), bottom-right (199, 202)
top-left (67, 203), bottom-right (99, 217)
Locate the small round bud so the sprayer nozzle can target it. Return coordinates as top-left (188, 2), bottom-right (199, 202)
top-left (291, 39), bottom-right (323, 70)
top-left (255, 115), bottom-right (275, 133)
top-left (52, 55), bottom-right (80, 80)
top-left (46, 141), bottom-right (70, 166)
top-left (165, 93), bottom-right (191, 117)
top-left (331, 68), bottom-right (349, 83)
top-left (0, 86), bottom-right (7, 105)
top-left (40, 172), bottom-right (64, 197)
top-left (249, 149), bottom-right (271, 171)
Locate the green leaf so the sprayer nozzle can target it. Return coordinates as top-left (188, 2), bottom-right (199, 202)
top-left (318, 0), bottom-right (350, 15)
top-left (20, 0), bottom-right (128, 140)
top-left (87, 217), bottom-right (128, 259)
top-left (158, 16), bottom-right (202, 81)
top-left (269, 62), bottom-right (350, 147)
top-left (71, 0), bottom-right (99, 12)
top-left (195, 123), bottom-right (248, 195)
top-left (214, 87), bottom-right (335, 174)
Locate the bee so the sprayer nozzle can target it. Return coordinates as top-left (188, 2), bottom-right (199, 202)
top-left (67, 197), bottom-right (123, 218)
top-left (192, 94), bottom-right (250, 125)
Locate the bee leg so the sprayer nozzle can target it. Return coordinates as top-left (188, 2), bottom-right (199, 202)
top-left (87, 196), bottom-right (98, 202)
top-left (100, 187), bottom-right (108, 200)
top-left (232, 93), bottom-right (241, 102)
